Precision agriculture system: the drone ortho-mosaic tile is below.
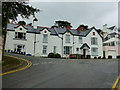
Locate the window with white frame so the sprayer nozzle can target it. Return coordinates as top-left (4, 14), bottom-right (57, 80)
top-left (43, 34), bottom-right (48, 43)
top-left (14, 44), bottom-right (25, 52)
top-left (91, 48), bottom-right (98, 56)
top-left (66, 35), bottom-right (70, 43)
top-left (42, 45), bottom-right (47, 54)
top-left (91, 37), bottom-right (98, 45)
top-left (15, 32), bottom-right (26, 39)
top-left (64, 46), bottom-right (72, 55)
top-left (53, 46), bottom-right (57, 53)
top-left (79, 36), bottom-right (82, 44)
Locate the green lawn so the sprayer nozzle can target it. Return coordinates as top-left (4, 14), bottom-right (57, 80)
top-left (2, 55), bottom-right (23, 73)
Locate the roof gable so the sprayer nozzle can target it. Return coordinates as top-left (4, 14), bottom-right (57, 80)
top-left (80, 43), bottom-right (90, 49)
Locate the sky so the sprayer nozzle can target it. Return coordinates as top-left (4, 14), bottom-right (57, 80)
top-left (18, 1), bottom-right (118, 29)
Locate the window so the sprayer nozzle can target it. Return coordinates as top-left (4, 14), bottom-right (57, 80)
top-left (111, 42), bottom-right (115, 46)
top-left (93, 32), bottom-right (95, 35)
top-left (79, 36), bottom-right (82, 44)
top-left (43, 34), bottom-right (48, 43)
top-left (20, 28), bottom-right (22, 30)
top-left (15, 32), bottom-right (26, 39)
top-left (14, 44), bottom-right (25, 52)
top-left (64, 46), bottom-right (72, 55)
top-left (66, 35), bottom-right (70, 43)
top-left (76, 48), bottom-right (79, 51)
top-left (91, 37), bottom-right (97, 45)
top-left (42, 45), bottom-right (47, 54)
top-left (91, 48), bottom-right (98, 56)
top-left (53, 46), bottom-right (57, 53)
top-left (108, 35), bottom-right (111, 39)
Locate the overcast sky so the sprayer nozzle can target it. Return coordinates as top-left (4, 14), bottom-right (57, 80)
top-left (18, 1), bottom-right (118, 29)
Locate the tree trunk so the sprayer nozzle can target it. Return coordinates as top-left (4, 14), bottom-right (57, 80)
top-left (2, 30), bottom-right (7, 61)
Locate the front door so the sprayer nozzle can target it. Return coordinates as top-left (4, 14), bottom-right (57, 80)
top-left (83, 49), bottom-right (86, 57)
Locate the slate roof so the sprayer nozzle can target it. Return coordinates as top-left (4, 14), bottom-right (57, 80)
top-left (7, 23), bottom-right (96, 37)
top-left (104, 32), bottom-right (120, 41)
top-left (108, 26), bottom-right (115, 30)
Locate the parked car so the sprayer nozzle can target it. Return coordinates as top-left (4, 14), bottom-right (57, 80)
top-left (69, 54), bottom-right (81, 59)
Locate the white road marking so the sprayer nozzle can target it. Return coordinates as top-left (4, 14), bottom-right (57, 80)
top-left (33, 63), bottom-right (39, 66)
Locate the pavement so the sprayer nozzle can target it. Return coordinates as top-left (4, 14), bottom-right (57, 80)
top-left (2, 53), bottom-right (119, 88)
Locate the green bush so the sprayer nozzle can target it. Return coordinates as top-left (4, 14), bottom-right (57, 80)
top-left (108, 55), bottom-right (112, 59)
top-left (98, 56), bottom-right (101, 59)
top-left (94, 56), bottom-right (97, 59)
top-left (48, 53), bottom-right (61, 58)
top-left (48, 53), bottom-right (54, 58)
top-left (54, 53), bottom-right (61, 58)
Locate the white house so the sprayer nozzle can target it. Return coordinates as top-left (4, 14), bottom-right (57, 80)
top-left (5, 23), bottom-right (103, 58)
top-left (103, 32), bottom-right (120, 58)
top-left (102, 24), bottom-right (119, 38)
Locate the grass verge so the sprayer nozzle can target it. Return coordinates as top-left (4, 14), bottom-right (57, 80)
top-left (2, 55), bottom-right (23, 73)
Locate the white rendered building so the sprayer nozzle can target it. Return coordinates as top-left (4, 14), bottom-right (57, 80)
top-left (5, 23), bottom-right (103, 58)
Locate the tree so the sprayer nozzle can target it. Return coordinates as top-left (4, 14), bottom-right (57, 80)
top-left (18, 21), bottom-right (26, 25)
top-left (2, 2), bottom-right (40, 58)
top-left (52, 20), bottom-right (72, 29)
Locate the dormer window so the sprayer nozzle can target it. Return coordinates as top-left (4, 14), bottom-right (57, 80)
top-left (93, 32), bottom-right (95, 35)
top-left (15, 32), bottom-right (26, 39)
top-left (43, 34), bottom-right (48, 43)
top-left (66, 35), bottom-right (70, 43)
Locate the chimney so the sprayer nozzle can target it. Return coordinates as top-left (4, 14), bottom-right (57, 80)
top-left (76, 25), bottom-right (84, 31)
top-left (103, 24), bottom-right (107, 29)
top-left (66, 26), bottom-right (72, 30)
top-left (33, 18), bottom-right (38, 29)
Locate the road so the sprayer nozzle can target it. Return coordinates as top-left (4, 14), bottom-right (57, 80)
top-left (2, 53), bottom-right (119, 88)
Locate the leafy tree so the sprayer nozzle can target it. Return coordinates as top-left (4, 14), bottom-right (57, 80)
top-left (27, 23), bottom-right (32, 26)
top-left (53, 20), bottom-right (72, 29)
top-left (18, 21), bottom-right (26, 25)
top-left (2, 2), bottom-right (40, 58)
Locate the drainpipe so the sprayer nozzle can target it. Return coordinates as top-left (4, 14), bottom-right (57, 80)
top-left (33, 18), bottom-right (38, 56)
top-left (54, 28), bottom-right (63, 57)
top-left (73, 35), bottom-right (74, 54)
top-left (34, 31), bottom-right (36, 56)
top-left (61, 35), bottom-right (63, 57)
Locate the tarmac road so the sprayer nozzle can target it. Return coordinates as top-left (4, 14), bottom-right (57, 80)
top-left (2, 53), bottom-right (118, 88)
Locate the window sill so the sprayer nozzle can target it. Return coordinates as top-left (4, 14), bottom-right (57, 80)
top-left (91, 55), bottom-right (98, 56)
top-left (42, 42), bottom-right (48, 43)
top-left (65, 42), bottom-right (71, 43)
top-left (13, 38), bottom-right (27, 41)
top-left (42, 53), bottom-right (47, 55)
top-left (91, 44), bottom-right (98, 45)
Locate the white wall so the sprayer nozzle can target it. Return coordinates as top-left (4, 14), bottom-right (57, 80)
top-left (5, 27), bottom-right (103, 58)
top-left (35, 28), bottom-right (62, 57)
top-left (84, 29), bottom-right (103, 58)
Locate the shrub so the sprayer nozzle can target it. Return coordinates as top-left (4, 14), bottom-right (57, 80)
top-left (8, 49), bottom-right (11, 52)
top-left (48, 53), bottom-right (61, 58)
top-left (81, 55), bottom-right (85, 59)
top-left (48, 53), bottom-right (54, 58)
top-left (108, 55), bottom-right (112, 59)
top-left (116, 55), bottom-right (120, 59)
top-left (11, 50), bottom-right (14, 53)
top-left (54, 53), bottom-right (61, 58)
top-left (86, 55), bottom-right (91, 59)
top-left (94, 56), bottom-right (97, 59)
top-left (98, 56), bottom-right (101, 59)
top-left (102, 56), bottom-right (106, 59)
